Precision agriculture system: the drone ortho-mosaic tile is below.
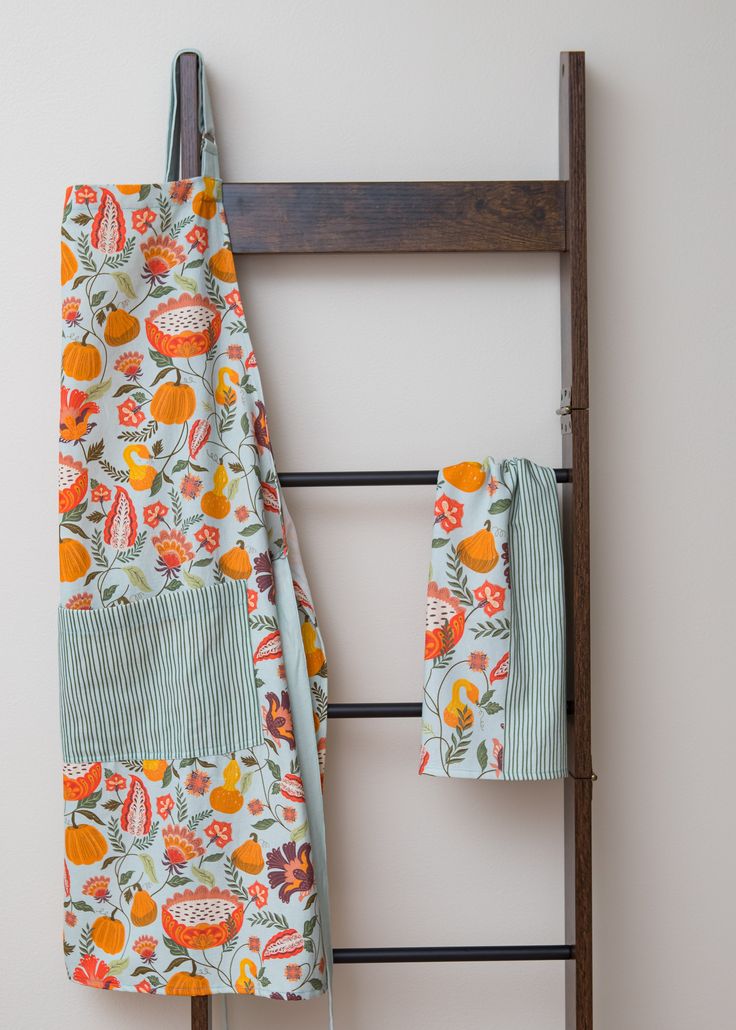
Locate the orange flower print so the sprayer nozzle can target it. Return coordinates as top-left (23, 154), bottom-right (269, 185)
top-left (473, 580), bottom-right (506, 616)
top-left (75, 186), bottom-right (97, 204)
top-left (114, 351), bottom-right (144, 379)
top-left (185, 225), bottom-right (208, 253)
top-left (65, 910), bottom-right (77, 928)
top-left (468, 650), bottom-right (489, 672)
top-left (65, 592), bottom-right (93, 610)
top-left (152, 529), bottom-right (194, 573)
top-left (91, 484), bottom-right (111, 502)
top-left (247, 798), bottom-right (264, 816)
top-left (282, 807), bottom-right (297, 824)
top-left (194, 525), bottom-right (220, 553)
top-left (248, 882), bottom-right (269, 909)
top-left (139, 234), bottom-right (187, 284)
top-left (143, 502), bottom-right (168, 528)
top-left (245, 351), bottom-right (257, 369)
top-left (82, 875), bottom-right (111, 902)
top-left (248, 936), bottom-right (260, 952)
top-left (62, 297), bottom-right (82, 326)
top-left (117, 397), bottom-right (145, 427)
top-left (169, 179), bottom-right (193, 203)
top-left (60, 388), bottom-right (99, 442)
top-left (263, 691), bottom-right (295, 748)
top-left (285, 963), bottom-right (302, 983)
top-left (266, 842), bottom-right (314, 903)
top-left (131, 207), bottom-right (157, 233)
top-left (161, 825), bottom-right (205, 871)
top-left (132, 935), bottom-right (158, 961)
top-left (235, 505), bottom-right (250, 522)
top-left (73, 954), bottom-right (120, 990)
top-left (247, 589), bottom-right (258, 612)
top-left (204, 820), bottom-right (232, 848)
top-left (105, 773), bottom-right (126, 791)
top-left (157, 794), bottom-right (174, 820)
top-left (225, 289), bottom-right (244, 317)
top-left (135, 980), bottom-right (154, 993)
top-left (180, 473), bottom-right (203, 499)
top-left (487, 476), bottom-right (500, 495)
top-left (434, 493), bottom-right (464, 532)
top-left (184, 770), bottom-right (211, 796)
top-left (227, 344), bottom-right (243, 360)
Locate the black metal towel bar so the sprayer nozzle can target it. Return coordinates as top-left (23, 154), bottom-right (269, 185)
top-left (334, 945), bottom-right (573, 963)
top-left (328, 701), bottom-right (574, 718)
top-left (279, 468), bottom-right (571, 487)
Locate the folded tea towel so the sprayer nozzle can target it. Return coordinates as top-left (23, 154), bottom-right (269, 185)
top-left (419, 458), bottom-right (566, 780)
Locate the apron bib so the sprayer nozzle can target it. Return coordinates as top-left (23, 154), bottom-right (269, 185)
top-left (58, 51), bottom-right (332, 1004)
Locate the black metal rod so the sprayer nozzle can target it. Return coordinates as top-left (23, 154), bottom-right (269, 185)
top-left (279, 468), bottom-right (571, 487)
top-left (328, 701), bottom-right (574, 718)
top-left (333, 945), bottom-right (573, 963)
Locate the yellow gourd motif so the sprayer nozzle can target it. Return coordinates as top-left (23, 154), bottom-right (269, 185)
top-left (192, 177), bottom-right (218, 219)
top-left (215, 367), bottom-right (239, 405)
top-left (130, 889), bottom-right (157, 927)
top-left (235, 958), bottom-right (258, 994)
top-left (443, 678), bottom-right (480, 728)
top-left (219, 541), bottom-right (252, 580)
top-left (457, 522), bottom-right (499, 573)
top-left (302, 622), bottom-right (326, 677)
top-left (442, 461), bottom-right (486, 492)
top-left (210, 758), bottom-right (244, 814)
top-left (208, 247), bottom-right (237, 283)
top-left (104, 308), bottom-right (140, 347)
top-left (201, 464), bottom-right (231, 519)
top-left (123, 445), bottom-right (156, 491)
top-left (231, 835), bottom-right (264, 875)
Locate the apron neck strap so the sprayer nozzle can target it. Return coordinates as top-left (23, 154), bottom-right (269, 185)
top-left (166, 49), bottom-right (220, 182)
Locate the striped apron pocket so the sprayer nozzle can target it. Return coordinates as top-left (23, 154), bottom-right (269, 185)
top-left (58, 579), bottom-right (262, 763)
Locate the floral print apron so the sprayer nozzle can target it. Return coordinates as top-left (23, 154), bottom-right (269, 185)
top-left (58, 52), bottom-right (332, 1002)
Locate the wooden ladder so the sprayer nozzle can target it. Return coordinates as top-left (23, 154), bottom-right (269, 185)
top-left (175, 49), bottom-right (592, 1030)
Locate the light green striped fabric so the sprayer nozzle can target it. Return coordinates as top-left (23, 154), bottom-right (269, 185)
top-left (502, 458), bottom-right (567, 780)
top-left (58, 579), bottom-right (262, 763)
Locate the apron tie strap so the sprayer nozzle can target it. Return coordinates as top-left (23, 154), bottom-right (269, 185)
top-left (166, 48), bottom-right (220, 182)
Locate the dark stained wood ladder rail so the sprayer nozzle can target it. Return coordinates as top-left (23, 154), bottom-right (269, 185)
top-left (176, 49), bottom-right (593, 1030)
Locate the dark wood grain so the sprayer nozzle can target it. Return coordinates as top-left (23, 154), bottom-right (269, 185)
top-left (177, 52), bottom-right (201, 180)
top-left (224, 181), bottom-right (565, 254)
top-left (559, 51), bottom-right (593, 1030)
top-left (190, 997), bottom-right (211, 1030)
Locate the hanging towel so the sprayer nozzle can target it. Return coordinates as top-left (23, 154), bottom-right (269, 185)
top-left (57, 51), bottom-right (333, 1004)
top-left (419, 458), bottom-right (567, 780)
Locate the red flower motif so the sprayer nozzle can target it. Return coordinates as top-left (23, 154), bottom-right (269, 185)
top-left (227, 344), bottom-right (243, 360)
top-left (247, 798), bottom-right (264, 816)
top-left (91, 483), bottom-right (111, 503)
top-left (473, 581), bottom-right (506, 616)
top-left (490, 737), bottom-right (503, 778)
top-left (75, 186), bottom-right (97, 204)
top-left (106, 773), bottom-right (126, 791)
top-left (434, 493), bottom-right (464, 532)
top-left (72, 954), bottom-right (120, 991)
top-left (245, 351), bottom-right (257, 369)
top-left (117, 397), bottom-right (145, 427)
top-left (224, 289), bottom-right (244, 317)
top-left (185, 225), bottom-right (209, 253)
top-left (248, 882), bottom-right (269, 909)
top-left (135, 980), bottom-right (154, 993)
top-left (204, 820), bottom-right (232, 848)
top-left (194, 524), bottom-right (220, 553)
top-left (418, 748), bottom-right (430, 774)
top-left (235, 505), bottom-right (250, 523)
top-left (247, 589), bottom-right (259, 612)
top-left (157, 794), bottom-right (174, 820)
top-left (132, 207), bottom-right (157, 233)
top-left (143, 501), bottom-right (168, 528)
top-left (180, 473), bottom-right (203, 500)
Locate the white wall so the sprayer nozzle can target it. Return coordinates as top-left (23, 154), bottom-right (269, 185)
top-left (1, 2), bottom-right (734, 1028)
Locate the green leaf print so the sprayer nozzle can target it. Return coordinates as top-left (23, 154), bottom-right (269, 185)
top-left (191, 864), bottom-right (216, 887)
top-left (477, 740), bottom-right (489, 771)
top-left (446, 546), bottom-right (474, 607)
top-left (123, 566), bottom-right (153, 593)
top-left (489, 497), bottom-right (511, 515)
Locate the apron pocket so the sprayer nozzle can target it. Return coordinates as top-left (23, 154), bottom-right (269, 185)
top-left (58, 579), bottom-right (263, 763)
